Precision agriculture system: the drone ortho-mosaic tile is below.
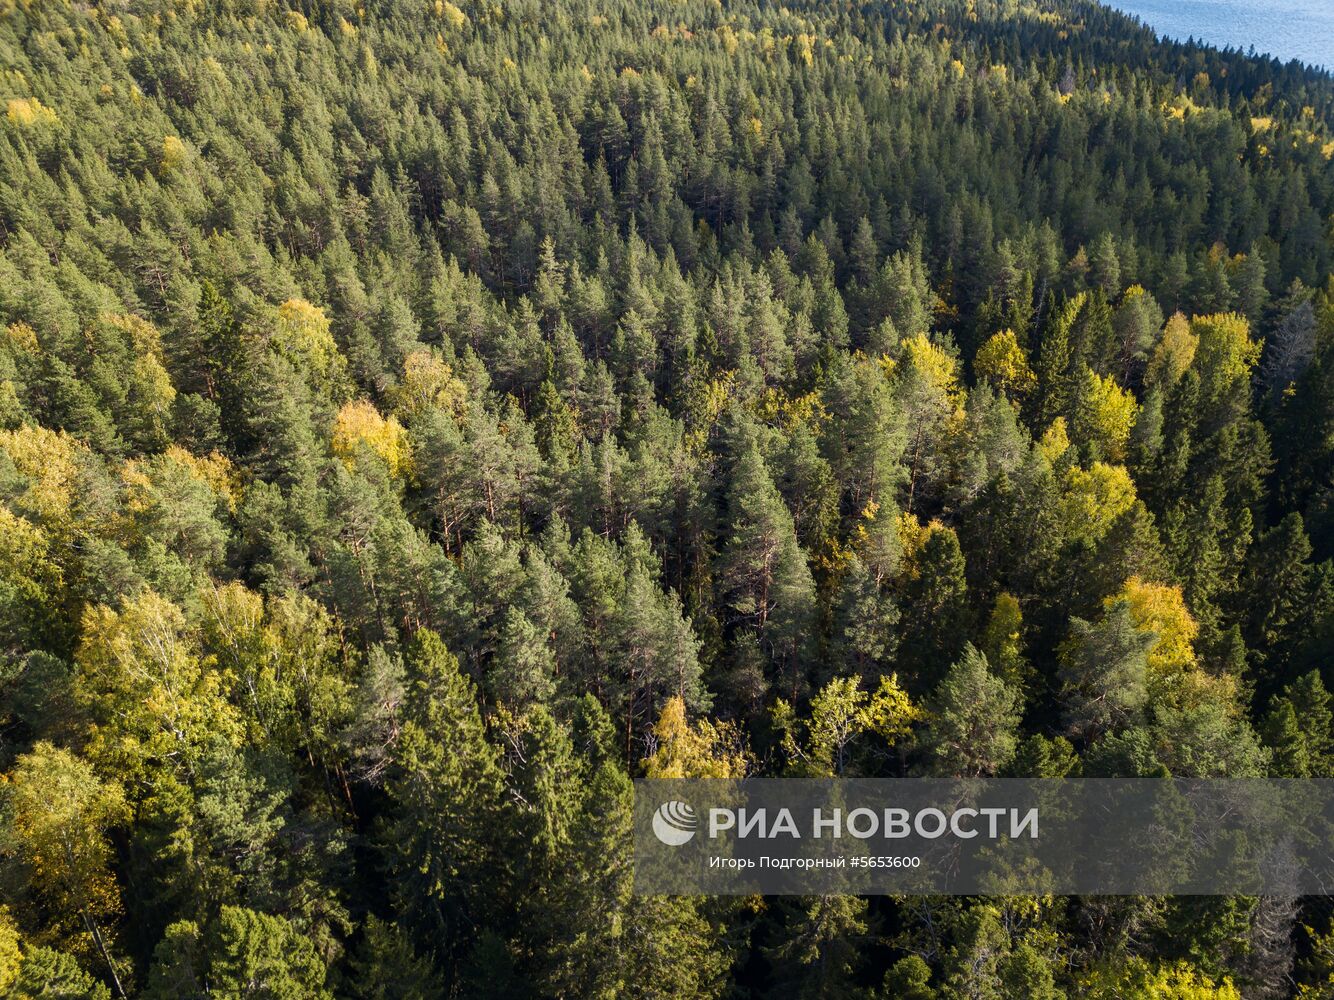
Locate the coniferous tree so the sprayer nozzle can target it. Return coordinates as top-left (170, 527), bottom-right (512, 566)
top-left (920, 645), bottom-right (1021, 777)
top-left (720, 443), bottom-right (816, 699)
top-left (384, 631), bottom-right (503, 972)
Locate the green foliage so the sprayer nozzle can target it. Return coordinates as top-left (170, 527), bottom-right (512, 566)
top-left (0, 0), bottom-right (1329, 994)
top-left (721, 442), bottom-right (817, 699)
top-left (921, 645), bottom-right (1022, 777)
top-left (343, 916), bottom-right (444, 1000)
top-left (383, 630), bottom-right (502, 963)
top-left (1059, 602), bottom-right (1155, 742)
top-left (142, 907), bottom-right (331, 1000)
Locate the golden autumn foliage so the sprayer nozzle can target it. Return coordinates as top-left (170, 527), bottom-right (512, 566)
top-left (0, 505), bottom-right (64, 654)
top-left (1109, 576), bottom-right (1240, 711)
top-left (1059, 462), bottom-right (1136, 544)
top-left (273, 298), bottom-right (347, 387)
top-left (1075, 367), bottom-right (1138, 462)
top-left (683, 370), bottom-right (737, 452)
top-left (757, 386), bottom-right (826, 432)
top-left (1038, 416), bottom-right (1072, 464)
top-left (895, 512), bottom-right (953, 578)
top-left (121, 446), bottom-right (240, 525)
top-left (160, 134), bottom-right (188, 172)
top-left (0, 425), bottom-right (82, 528)
top-left (200, 582), bottom-right (350, 751)
top-left (0, 909), bottom-right (18, 993)
top-left (899, 333), bottom-right (963, 404)
top-left (5, 96), bottom-right (57, 128)
top-left (1190, 312), bottom-right (1262, 398)
top-left (644, 696), bottom-right (752, 779)
top-left (103, 312), bottom-right (162, 356)
top-left (1084, 959), bottom-right (1242, 1000)
top-left (795, 32), bottom-right (815, 65)
top-left (3, 321), bottom-right (38, 354)
top-left (1109, 576), bottom-right (1198, 676)
top-left (2, 743), bottom-right (128, 958)
top-left (775, 674), bottom-right (921, 777)
top-left (96, 314), bottom-right (177, 443)
top-left (132, 350), bottom-right (177, 417)
top-left (436, 0), bottom-right (468, 29)
top-left (860, 674), bottom-right (922, 743)
top-left (1146, 312), bottom-right (1198, 389)
top-left (974, 328), bottom-right (1036, 398)
top-left (76, 590), bottom-right (243, 779)
top-left (162, 446), bottom-right (240, 511)
top-left (393, 349), bottom-right (468, 420)
top-left (0, 507), bottom-right (60, 594)
top-left (0, 0), bottom-right (1327, 985)
top-left (332, 399), bottom-right (412, 478)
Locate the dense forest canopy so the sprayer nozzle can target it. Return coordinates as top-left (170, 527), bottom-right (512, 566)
top-left (0, 0), bottom-right (1332, 995)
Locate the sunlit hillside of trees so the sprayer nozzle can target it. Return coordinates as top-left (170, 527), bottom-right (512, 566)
top-left (0, 0), bottom-right (1332, 995)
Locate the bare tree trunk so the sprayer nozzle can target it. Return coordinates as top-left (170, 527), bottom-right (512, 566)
top-left (81, 907), bottom-right (126, 999)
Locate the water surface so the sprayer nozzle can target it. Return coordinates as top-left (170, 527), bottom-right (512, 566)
top-left (1106, 0), bottom-right (1334, 71)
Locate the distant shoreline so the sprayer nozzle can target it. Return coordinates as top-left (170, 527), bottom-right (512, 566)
top-left (1104, 0), bottom-right (1333, 72)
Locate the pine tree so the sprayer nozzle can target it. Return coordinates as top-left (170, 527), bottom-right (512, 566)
top-left (1032, 294), bottom-right (1080, 429)
top-left (899, 526), bottom-right (971, 690)
top-left (144, 907), bottom-right (332, 1000)
top-left (345, 916), bottom-right (446, 1000)
top-left (1059, 602), bottom-right (1154, 742)
top-left (1090, 233), bottom-right (1122, 298)
top-left (1243, 513), bottom-right (1313, 674)
top-left (921, 645), bottom-right (1021, 777)
top-left (764, 895), bottom-right (870, 1000)
top-left (384, 630), bottom-right (503, 969)
top-left (721, 443), bottom-right (816, 698)
top-left (491, 606), bottom-right (557, 707)
top-left (880, 956), bottom-right (937, 1000)
top-left (833, 555), bottom-right (900, 680)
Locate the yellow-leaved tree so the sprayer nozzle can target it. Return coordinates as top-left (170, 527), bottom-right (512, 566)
top-left (1, 743), bottom-right (128, 996)
top-left (160, 135), bottom-right (188, 173)
top-left (974, 328), bottom-right (1037, 400)
top-left (6, 97), bottom-right (58, 129)
top-left (1190, 312), bottom-right (1263, 404)
top-left (0, 424), bottom-right (82, 530)
top-left (200, 582), bottom-right (351, 758)
top-left (436, 0), bottom-right (468, 29)
top-left (643, 696), bottom-right (752, 779)
top-left (392, 349), bottom-right (468, 421)
top-left (100, 313), bottom-right (177, 448)
top-left (160, 445), bottom-right (241, 512)
top-left (1074, 367), bottom-right (1138, 462)
top-left (1145, 312), bottom-right (1198, 390)
top-left (1059, 462), bottom-right (1137, 545)
top-left (1108, 576), bottom-right (1238, 711)
top-left (1083, 958), bottom-right (1241, 999)
top-left (272, 298), bottom-right (350, 397)
top-left (0, 507), bottom-right (65, 656)
top-left (332, 400), bottom-right (412, 478)
top-left (1037, 416), bottom-right (1073, 466)
top-left (1109, 576), bottom-right (1198, 676)
top-left (76, 589), bottom-right (242, 783)
top-left (895, 334), bottom-right (964, 511)
top-left (774, 674), bottom-right (920, 777)
top-left (0, 909), bottom-right (18, 993)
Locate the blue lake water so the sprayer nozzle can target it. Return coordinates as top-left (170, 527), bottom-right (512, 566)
top-left (1105, 0), bottom-right (1334, 72)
